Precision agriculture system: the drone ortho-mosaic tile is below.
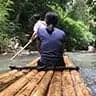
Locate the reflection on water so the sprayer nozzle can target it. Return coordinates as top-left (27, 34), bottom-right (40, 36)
top-left (0, 52), bottom-right (96, 95)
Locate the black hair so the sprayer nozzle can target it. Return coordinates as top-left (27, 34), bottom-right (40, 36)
top-left (45, 12), bottom-right (58, 26)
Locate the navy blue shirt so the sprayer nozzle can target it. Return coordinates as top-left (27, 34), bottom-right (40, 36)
top-left (37, 26), bottom-right (65, 66)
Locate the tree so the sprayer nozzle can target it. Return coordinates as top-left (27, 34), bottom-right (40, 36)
top-left (0, 0), bottom-right (14, 52)
top-left (86, 0), bottom-right (96, 37)
top-left (48, 2), bottom-right (95, 50)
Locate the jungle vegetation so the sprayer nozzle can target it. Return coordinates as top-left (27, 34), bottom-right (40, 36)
top-left (0, 0), bottom-right (96, 52)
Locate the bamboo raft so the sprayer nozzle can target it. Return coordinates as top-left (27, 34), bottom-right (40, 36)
top-left (0, 56), bottom-right (91, 96)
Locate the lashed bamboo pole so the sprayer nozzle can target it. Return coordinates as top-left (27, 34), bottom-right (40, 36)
top-left (47, 71), bottom-right (62, 96)
top-left (0, 70), bottom-right (29, 84)
top-left (0, 70), bottom-right (38, 96)
top-left (70, 70), bottom-right (91, 96)
top-left (0, 70), bottom-right (29, 92)
top-left (64, 56), bottom-right (75, 67)
top-left (62, 70), bottom-right (76, 96)
top-left (15, 71), bottom-right (45, 96)
top-left (64, 56), bottom-right (90, 96)
top-left (0, 56), bottom-right (39, 81)
top-left (0, 70), bottom-right (17, 80)
top-left (0, 57), bottom-right (39, 92)
top-left (31, 71), bottom-right (54, 96)
top-left (61, 56), bottom-right (77, 96)
top-left (0, 56), bottom-right (91, 96)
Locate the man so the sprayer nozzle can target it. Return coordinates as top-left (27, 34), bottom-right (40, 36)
top-left (29, 13), bottom-right (46, 41)
top-left (33, 13), bottom-right (46, 34)
top-left (36, 12), bottom-right (65, 67)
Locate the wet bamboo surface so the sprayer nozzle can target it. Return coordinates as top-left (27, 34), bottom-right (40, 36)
top-left (0, 56), bottom-right (91, 96)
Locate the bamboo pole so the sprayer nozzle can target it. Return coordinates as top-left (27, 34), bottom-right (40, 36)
top-left (0, 56), bottom-right (39, 81)
top-left (0, 57), bottom-right (39, 92)
top-left (0, 70), bottom-right (17, 80)
top-left (62, 70), bottom-right (76, 96)
top-left (61, 56), bottom-right (77, 96)
top-left (64, 55), bottom-right (90, 96)
top-left (10, 40), bottom-right (32, 60)
top-left (0, 70), bottom-right (29, 92)
top-left (47, 71), bottom-right (62, 96)
top-left (0, 70), bottom-right (38, 96)
top-left (0, 56), bottom-right (91, 96)
top-left (15, 71), bottom-right (45, 96)
top-left (31, 71), bottom-right (54, 96)
top-left (64, 56), bottom-right (75, 67)
top-left (70, 70), bottom-right (91, 96)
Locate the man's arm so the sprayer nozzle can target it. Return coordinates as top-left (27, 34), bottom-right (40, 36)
top-left (29, 31), bottom-right (41, 52)
top-left (29, 32), bottom-right (37, 42)
top-left (36, 36), bottom-right (41, 52)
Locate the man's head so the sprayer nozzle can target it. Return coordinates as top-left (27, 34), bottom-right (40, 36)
top-left (45, 12), bottom-right (58, 26)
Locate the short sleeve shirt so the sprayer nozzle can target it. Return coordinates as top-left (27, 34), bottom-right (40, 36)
top-left (33, 20), bottom-right (46, 33)
top-left (37, 27), bottom-right (65, 65)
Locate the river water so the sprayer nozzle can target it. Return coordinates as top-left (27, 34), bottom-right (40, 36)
top-left (0, 52), bottom-right (96, 96)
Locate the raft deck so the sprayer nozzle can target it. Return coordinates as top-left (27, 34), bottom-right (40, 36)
top-left (0, 56), bottom-right (91, 96)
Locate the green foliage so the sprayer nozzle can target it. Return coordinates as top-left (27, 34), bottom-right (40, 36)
top-left (48, 3), bottom-right (95, 50)
top-left (68, 0), bottom-right (89, 25)
top-left (0, 0), bottom-right (96, 52)
top-left (0, 33), bottom-right (10, 52)
top-left (8, 0), bottom-right (51, 45)
top-left (86, 0), bottom-right (96, 36)
top-left (86, 0), bottom-right (96, 16)
top-left (0, 0), bottom-right (14, 52)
